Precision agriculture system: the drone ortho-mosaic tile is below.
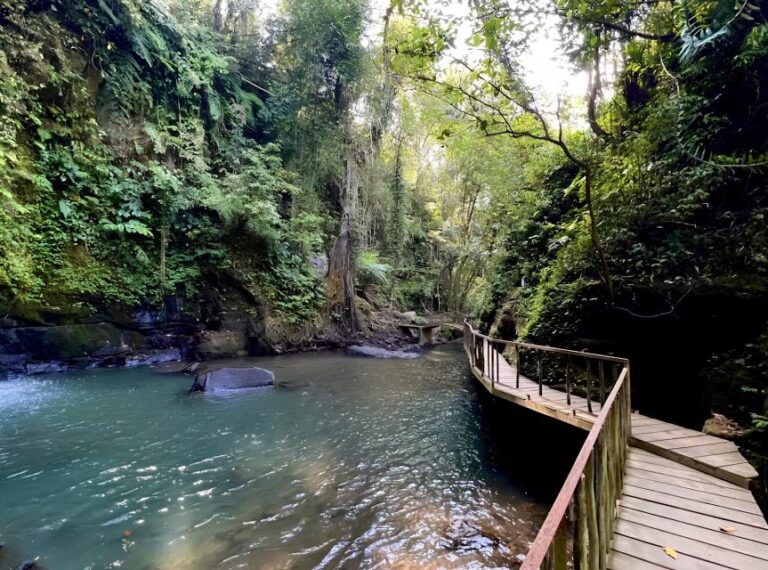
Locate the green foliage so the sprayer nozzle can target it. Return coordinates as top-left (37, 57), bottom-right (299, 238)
top-left (0, 0), bottom-right (331, 326)
top-left (385, 150), bottom-right (408, 266)
top-left (358, 250), bottom-right (393, 288)
top-left (264, 251), bottom-right (325, 326)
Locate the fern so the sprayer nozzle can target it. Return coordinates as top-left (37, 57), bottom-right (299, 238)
top-left (679, 0), bottom-right (762, 62)
top-left (358, 251), bottom-right (393, 287)
top-left (101, 52), bottom-right (152, 118)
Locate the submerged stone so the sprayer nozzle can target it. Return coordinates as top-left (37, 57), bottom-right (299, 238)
top-left (347, 345), bottom-right (421, 359)
top-left (125, 348), bottom-right (182, 368)
top-left (190, 366), bottom-right (275, 392)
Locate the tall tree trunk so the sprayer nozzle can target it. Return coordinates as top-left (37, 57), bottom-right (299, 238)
top-left (371, 1), bottom-right (397, 150)
top-left (587, 38), bottom-right (610, 140)
top-left (326, 149), bottom-right (362, 333)
top-left (584, 167), bottom-right (614, 303)
top-left (159, 223), bottom-right (168, 293)
top-left (212, 0), bottom-right (224, 32)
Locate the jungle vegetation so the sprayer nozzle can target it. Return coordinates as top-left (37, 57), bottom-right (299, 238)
top-left (1, 0), bottom-right (766, 468)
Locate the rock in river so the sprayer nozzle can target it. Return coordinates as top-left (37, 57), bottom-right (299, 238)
top-left (347, 345), bottom-right (421, 359)
top-left (190, 367), bottom-right (275, 392)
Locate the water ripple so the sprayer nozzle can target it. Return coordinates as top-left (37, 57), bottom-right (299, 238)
top-left (0, 346), bottom-right (547, 569)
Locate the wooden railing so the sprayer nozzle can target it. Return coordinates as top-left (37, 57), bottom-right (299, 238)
top-left (462, 322), bottom-right (631, 569)
top-left (463, 322), bottom-right (628, 410)
top-left (523, 366), bottom-right (630, 569)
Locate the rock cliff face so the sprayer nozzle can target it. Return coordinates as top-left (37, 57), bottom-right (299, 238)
top-left (0, 282), bottom-right (272, 377)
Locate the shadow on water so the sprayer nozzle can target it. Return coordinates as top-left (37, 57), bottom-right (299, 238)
top-left (469, 377), bottom-right (586, 504)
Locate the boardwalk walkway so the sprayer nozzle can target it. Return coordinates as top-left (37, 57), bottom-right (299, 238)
top-left (462, 323), bottom-right (767, 569)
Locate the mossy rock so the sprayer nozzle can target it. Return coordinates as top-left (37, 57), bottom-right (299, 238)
top-left (10, 323), bottom-right (141, 361)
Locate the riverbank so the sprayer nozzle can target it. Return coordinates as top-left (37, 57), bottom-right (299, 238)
top-left (0, 305), bottom-right (458, 379)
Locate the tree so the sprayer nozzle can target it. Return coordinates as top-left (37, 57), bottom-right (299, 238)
top-left (270, 0), bottom-right (368, 333)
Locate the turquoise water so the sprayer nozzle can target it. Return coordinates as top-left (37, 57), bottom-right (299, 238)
top-left (0, 345), bottom-right (548, 569)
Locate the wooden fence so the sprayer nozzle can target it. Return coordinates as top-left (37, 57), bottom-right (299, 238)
top-left (463, 322), bottom-right (631, 569)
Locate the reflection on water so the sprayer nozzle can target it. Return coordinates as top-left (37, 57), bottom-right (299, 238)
top-left (0, 345), bottom-right (551, 569)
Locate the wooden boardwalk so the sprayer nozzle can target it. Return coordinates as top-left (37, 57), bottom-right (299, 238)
top-left (611, 448), bottom-right (768, 569)
top-left (462, 325), bottom-right (768, 569)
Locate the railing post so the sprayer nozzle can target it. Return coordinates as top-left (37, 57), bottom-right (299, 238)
top-left (566, 355), bottom-right (572, 407)
top-left (599, 361), bottom-right (606, 406)
top-left (543, 516), bottom-right (569, 570)
top-left (574, 473), bottom-right (588, 570)
top-left (586, 358), bottom-right (593, 414)
top-left (515, 345), bottom-right (520, 389)
top-left (586, 453), bottom-right (599, 570)
top-left (538, 351), bottom-right (543, 396)
top-left (488, 339), bottom-right (494, 387)
top-left (598, 430), bottom-right (609, 568)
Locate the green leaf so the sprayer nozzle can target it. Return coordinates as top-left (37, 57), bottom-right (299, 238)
top-left (58, 199), bottom-right (73, 218)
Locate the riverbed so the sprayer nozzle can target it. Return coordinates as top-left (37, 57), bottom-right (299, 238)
top-left (0, 344), bottom-right (550, 569)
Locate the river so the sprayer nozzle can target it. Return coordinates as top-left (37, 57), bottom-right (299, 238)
top-left (0, 344), bottom-right (553, 569)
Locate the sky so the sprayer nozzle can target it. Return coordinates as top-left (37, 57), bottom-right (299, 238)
top-left (435, 0), bottom-right (588, 101)
top-left (261, 0), bottom-right (587, 100)
top-left (260, 0), bottom-right (588, 102)
top-left (369, 0), bottom-right (587, 101)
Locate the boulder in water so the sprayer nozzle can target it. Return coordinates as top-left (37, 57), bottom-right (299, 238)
top-left (190, 366), bottom-right (275, 392)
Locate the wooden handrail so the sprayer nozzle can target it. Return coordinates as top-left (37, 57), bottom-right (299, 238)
top-left (463, 321), bottom-right (629, 364)
top-left (522, 366), bottom-right (630, 569)
top-left (462, 321), bottom-right (632, 569)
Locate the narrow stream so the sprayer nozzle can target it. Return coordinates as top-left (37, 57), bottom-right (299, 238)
top-left (0, 344), bottom-right (551, 569)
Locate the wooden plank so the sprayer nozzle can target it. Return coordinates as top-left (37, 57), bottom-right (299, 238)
top-left (476, 369), bottom-right (594, 431)
top-left (631, 422), bottom-right (671, 431)
top-left (701, 452), bottom-right (753, 468)
top-left (637, 429), bottom-right (706, 442)
top-left (463, 334), bottom-right (765, 570)
top-left (630, 445), bottom-right (748, 476)
top-left (629, 447), bottom-right (737, 474)
top-left (622, 485), bottom-right (768, 529)
top-left (673, 442), bottom-right (738, 458)
top-left (573, 402), bottom-right (603, 412)
top-left (567, 395), bottom-right (593, 407)
top-left (624, 475), bottom-right (762, 515)
top-left (619, 495), bottom-right (768, 545)
top-left (618, 506), bottom-right (768, 562)
top-left (631, 416), bottom-right (671, 427)
top-left (612, 534), bottom-right (724, 570)
top-left (608, 550), bottom-right (668, 570)
top-left (720, 462), bottom-right (759, 480)
top-left (651, 434), bottom-right (727, 450)
top-left (626, 459), bottom-right (744, 491)
top-left (632, 423), bottom-right (680, 435)
top-left (628, 448), bottom-right (739, 478)
top-left (614, 518), bottom-right (768, 569)
top-left (461, 334), bottom-right (767, 568)
top-left (630, 439), bottom-right (754, 487)
top-left (630, 446), bottom-right (677, 460)
top-left (541, 390), bottom-right (570, 401)
top-left (626, 465), bottom-right (754, 501)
